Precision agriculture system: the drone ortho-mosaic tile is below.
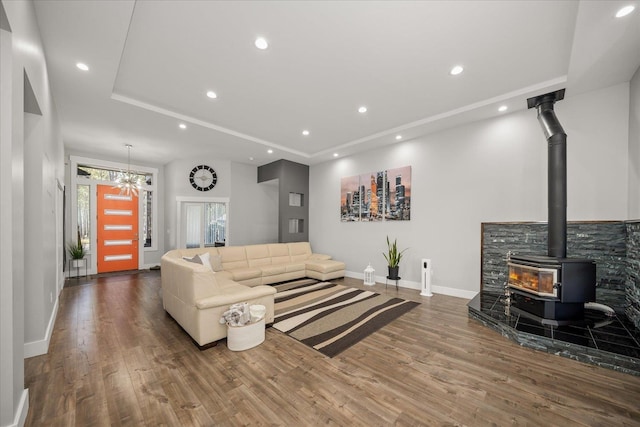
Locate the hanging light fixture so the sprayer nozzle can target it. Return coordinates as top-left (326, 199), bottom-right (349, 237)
top-left (114, 144), bottom-right (142, 196)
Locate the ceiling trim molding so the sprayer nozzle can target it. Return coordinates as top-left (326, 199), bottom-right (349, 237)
top-left (312, 75), bottom-right (568, 158)
top-left (110, 92), bottom-right (311, 159)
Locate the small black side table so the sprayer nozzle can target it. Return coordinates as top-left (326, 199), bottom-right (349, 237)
top-left (385, 276), bottom-right (400, 290)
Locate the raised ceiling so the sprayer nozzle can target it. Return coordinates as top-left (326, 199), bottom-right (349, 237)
top-left (33, 1), bottom-right (640, 166)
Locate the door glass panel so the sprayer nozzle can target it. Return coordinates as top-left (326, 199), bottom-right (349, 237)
top-left (77, 184), bottom-right (91, 252)
top-left (185, 204), bottom-right (202, 248)
top-left (204, 202), bottom-right (226, 247)
top-left (143, 190), bottom-right (152, 247)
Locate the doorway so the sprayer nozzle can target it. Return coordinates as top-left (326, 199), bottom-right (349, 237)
top-left (177, 198), bottom-right (229, 249)
top-left (69, 155), bottom-right (158, 276)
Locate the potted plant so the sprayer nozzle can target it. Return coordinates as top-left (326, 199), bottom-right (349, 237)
top-left (68, 228), bottom-right (86, 268)
top-left (383, 236), bottom-right (407, 279)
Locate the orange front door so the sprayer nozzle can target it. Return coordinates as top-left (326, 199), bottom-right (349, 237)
top-left (97, 185), bottom-right (139, 273)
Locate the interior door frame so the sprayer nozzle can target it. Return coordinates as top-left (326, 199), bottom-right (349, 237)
top-left (69, 155), bottom-right (158, 275)
top-left (176, 196), bottom-right (230, 249)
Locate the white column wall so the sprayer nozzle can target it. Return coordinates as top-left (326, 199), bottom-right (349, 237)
top-left (629, 66), bottom-right (640, 219)
top-left (310, 83), bottom-right (630, 296)
top-left (229, 162), bottom-right (278, 245)
top-left (0, 6), bottom-right (20, 426)
top-left (1, 0), bottom-right (65, 425)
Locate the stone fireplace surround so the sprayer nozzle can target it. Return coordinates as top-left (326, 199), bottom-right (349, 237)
top-left (481, 220), bottom-right (640, 326)
top-left (470, 220), bottom-right (640, 375)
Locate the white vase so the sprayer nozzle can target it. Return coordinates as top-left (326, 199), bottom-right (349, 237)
top-left (71, 258), bottom-right (85, 268)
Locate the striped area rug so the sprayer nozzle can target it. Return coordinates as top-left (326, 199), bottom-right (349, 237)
top-left (273, 279), bottom-right (420, 357)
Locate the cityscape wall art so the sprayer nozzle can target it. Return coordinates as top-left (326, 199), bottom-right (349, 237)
top-left (340, 166), bottom-right (411, 222)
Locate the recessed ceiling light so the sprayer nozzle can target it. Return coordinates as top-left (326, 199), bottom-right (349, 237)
top-left (358, 106), bottom-right (367, 113)
top-left (76, 62), bottom-right (89, 71)
top-left (498, 105), bottom-right (508, 112)
top-left (255, 37), bottom-right (269, 50)
top-left (616, 5), bottom-right (635, 18)
top-left (302, 130), bottom-right (310, 136)
top-left (267, 149), bottom-right (273, 154)
top-left (179, 123), bottom-right (187, 129)
top-left (206, 91), bottom-right (217, 99)
top-left (395, 135), bottom-right (402, 141)
top-left (249, 157), bottom-right (254, 161)
top-left (450, 65), bottom-right (464, 76)
top-left (333, 153), bottom-right (339, 157)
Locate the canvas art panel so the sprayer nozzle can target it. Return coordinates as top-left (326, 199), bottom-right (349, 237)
top-left (340, 166), bottom-right (411, 222)
top-left (385, 165), bottom-right (411, 221)
top-left (340, 175), bottom-right (361, 222)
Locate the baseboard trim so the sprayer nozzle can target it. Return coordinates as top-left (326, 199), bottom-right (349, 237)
top-left (23, 296), bottom-right (59, 358)
top-left (345, 271), bottom-right (477, 300)
top-left (8, 389), bottom-right (29, 427)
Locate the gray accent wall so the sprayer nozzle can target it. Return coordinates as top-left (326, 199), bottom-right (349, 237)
top-left (258, 159), bottom-right (309, 243)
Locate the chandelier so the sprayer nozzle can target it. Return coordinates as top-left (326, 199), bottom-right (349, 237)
top-left (114, 144), bottom-right (142, 197)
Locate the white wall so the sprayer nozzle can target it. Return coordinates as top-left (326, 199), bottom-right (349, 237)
top-left (310, 83), bottom-right (630, 297)
top-left (229, 162), bottom-right (278, 245)
top-left (1, 0), bottom-right (65, 425)
top-left (163, 158), bottom-right (278, 250)
top-left (629, 66), bottom-right (640, 219)
top-left (164, 158), bottom-right (231, 249)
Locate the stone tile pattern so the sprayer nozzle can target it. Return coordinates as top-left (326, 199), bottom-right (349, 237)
top-left (627, 221), bottom-right (640, 329)
top-left (468, 293), bottom-right (640, 376)
top-left (481, 221), bottom-right (627, 310)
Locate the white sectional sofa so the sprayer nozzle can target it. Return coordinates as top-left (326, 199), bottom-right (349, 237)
top-left (161, 242), bottom-right (345, 346)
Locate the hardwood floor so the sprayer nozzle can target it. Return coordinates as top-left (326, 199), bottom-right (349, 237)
top-left (25, 272), bottom-right (640, 426)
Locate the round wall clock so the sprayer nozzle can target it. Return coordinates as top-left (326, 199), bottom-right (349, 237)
top-left (189, 165), bottom-right (217, 191)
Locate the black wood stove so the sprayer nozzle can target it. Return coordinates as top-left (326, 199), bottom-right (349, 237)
top-left (506, 89), bottom-right (597, 326)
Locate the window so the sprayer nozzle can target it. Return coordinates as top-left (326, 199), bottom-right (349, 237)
top-left (77, 165), bottom-right (151, 185)
top-left (77, 184), bottom-right (90, 251)
top-left (143, 190), bottom-right (152, 247)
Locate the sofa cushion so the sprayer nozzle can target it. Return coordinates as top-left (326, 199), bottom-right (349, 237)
top-left (183, 254), bottom-right (203, 265)
top-left (183, 253), bottom-right (213, 271)
top-left (246, 244), bottom-right (272, 267)
top-left (218, 246), bottom-right (249, 270)
top-left (228, 267), bottom-right (262, 282)
top-left (268, 244), bottom-right (291, 264)
top-left (289, 242), bottom-right (312, 262)
top-left (306, 259), bottom-right (346, 274)
top-left (285, 263), bottom-right (306, 273)
top-left (259, 264), bottom-right (287, 277)
top-left (210, 255), bottom-right (223, 272)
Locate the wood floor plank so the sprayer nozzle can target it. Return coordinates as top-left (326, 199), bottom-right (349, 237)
top-left (24, 272), bottom-right (640, 426)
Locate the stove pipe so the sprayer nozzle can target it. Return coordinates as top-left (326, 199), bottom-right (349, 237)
top-left (527, 89), bottom-right (567, 258)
